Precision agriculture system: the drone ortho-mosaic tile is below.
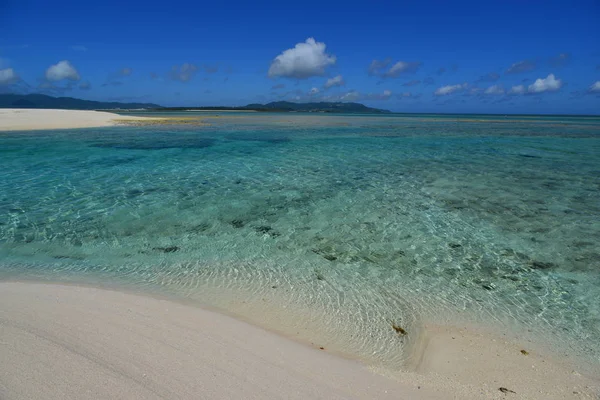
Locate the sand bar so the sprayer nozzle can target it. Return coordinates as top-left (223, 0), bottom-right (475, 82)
top-left (1, 282), bottom-right (598, 400)
top-left (0, 109), bottom-right (158, 131)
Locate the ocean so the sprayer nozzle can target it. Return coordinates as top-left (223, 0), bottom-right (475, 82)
top-left (1, 112), bottom-right (599, 369)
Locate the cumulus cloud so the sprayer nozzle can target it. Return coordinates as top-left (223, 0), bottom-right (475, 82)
top-left (0, 68), bottom-right (19, 85)
top-left (324, 75), bottom-right (345, 89)
top-left (434, 83), bottom-right (467, 96)
top-left (369, 59), bottom-right (421, 78)
top-left (398, 92), bottom-right (413, 98)
top-left (79, 81), bottom-right (91, 90)
top-left (476, 72), bottom-right (500, 83)
top-left (45, 60), bottom-right (80, 81)
top-left (588, 81), bottom-right (600, 93)
top-left (549, 53), bottom-right (570, 67)
top-left (268, 38), bottom-right (336, 79)
top-left (70, 45), bottom-right (87, 52)
top-left (484, 85), bottom-right (504, 95)
top-left (402, 80), bottom-right (420, 87)
top-left (509, 85), bottom-right (526, 94)
top-left (169, 63), bottom-right (199, 82)
top-left (309, 87), bottom-right (320, 95)
top-left (528, 73), bottom-right (562, 93)
top-left (506, 60), bottom-right (536, 74)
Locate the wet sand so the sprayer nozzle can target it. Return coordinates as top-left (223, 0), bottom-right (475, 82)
top-left (1, 282), bottom-right (597, 400)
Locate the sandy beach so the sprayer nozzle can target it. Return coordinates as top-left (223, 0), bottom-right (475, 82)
top-left (0, 282), bottom-right (597, 400)
top-left (0, 109), bottom-right (157, 131)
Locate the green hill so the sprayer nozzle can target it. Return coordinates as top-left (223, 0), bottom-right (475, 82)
top-left (0, 94), bottom-right (389, 114)
top-left (167, 101), bottom-right (390, 113)
top-left (0, 94), bottom-right (161, 110)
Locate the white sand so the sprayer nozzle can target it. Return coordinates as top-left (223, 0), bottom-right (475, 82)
top-left (0, 109), bottom-right (156, 131)
top-left (1, 282), bottom-right (597, 400)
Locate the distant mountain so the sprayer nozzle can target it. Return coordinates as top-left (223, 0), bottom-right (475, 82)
top-left (0, 94), bottom-right (388, 114)
top-left (163, 101), bottom-right (390, 114)
top-left (242, 101), bottom-right (390, 113)
top-left (0, 94), bottom-right (161, 110)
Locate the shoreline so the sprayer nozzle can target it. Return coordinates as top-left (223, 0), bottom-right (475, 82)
top-left (0, 108), bottom-right (160, 131)
top-left (1, 281), bottom-right (597, 399)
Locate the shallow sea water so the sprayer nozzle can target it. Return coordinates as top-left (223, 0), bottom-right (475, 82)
top-left (1, 113), bottom-right (599, 369)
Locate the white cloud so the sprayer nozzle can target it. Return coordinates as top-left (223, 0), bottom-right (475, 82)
top-left (384, 61), bottom-right (421, 78)
top-left (309, 87), bottom-right (319, 95)
top-left (340, 91), bottom-right (360, 101)
top-left (589, 81), bottom-right (600, 93)
top-left (369, 59), bottom-right (421, 78)
top-left (324, 75), bottom-right (344, 89)
top-left (509, 85), bottom-right (526, 94)
top-left (528, 73), bottom-right (562, 93)
top-left (368, 59), bottom-right (391, 75)
top-left (399, 92), bottom-right (412, 98)
top-left (0, 68), bottom-right (19, 85)
top-left (45, 60), bottom-right (80, 81)
top-left (363, 90), bottom-right (392, 100)
top-left (268, 38), bottom-right (336, 79)
top-left (434, 83), bottom-right (467, 96)
top-left (319, 89), bottom-right (392, 102)
top-left (380, 89), bottom-right (392, 100)
top-left (484, 85), bottom-right (505, 95)
top-left (169, 63), bottom-right (198, 82)
top-left (506, 60), bottom-right (536, 74)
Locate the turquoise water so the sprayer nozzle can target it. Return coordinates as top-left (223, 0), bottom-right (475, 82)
top-left (1, 113), bottom-right (599, 368)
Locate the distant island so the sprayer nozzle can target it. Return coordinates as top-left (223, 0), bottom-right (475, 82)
top-left (167, 101), bottom-right (391, 114)
top-left (0, 94), bottom-right (390, 114)
top-left (0, 93), bottom-right (161, 110)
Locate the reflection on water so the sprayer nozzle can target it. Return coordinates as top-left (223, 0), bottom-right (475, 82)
top-left (1, 113), bottom-right (599, 369)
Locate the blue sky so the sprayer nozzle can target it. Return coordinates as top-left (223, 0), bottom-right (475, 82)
top-left (1, 0), bottom-right (599, 114)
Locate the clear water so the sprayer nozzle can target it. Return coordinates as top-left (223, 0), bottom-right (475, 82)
top-left (1, 113), bottom-right (599, 369)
